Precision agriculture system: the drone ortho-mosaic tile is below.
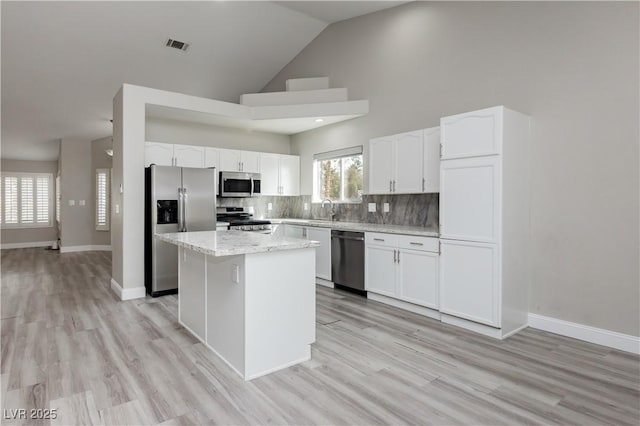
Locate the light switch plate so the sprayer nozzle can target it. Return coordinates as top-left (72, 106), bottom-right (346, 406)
top-left (232, 264), bottom-right (240, 283)
top-left (79, 200), bottom-right (86, 206)
top-left (68, 200), bottom-right (75, 206)
top-left (267, 202), bottom-right (273, 211)
top-left (368, 203), bottom-right (376, 212)
top-left (383, 203), bottom-right (390, 213)
top-left (115, 204), bottom-right (120, 214)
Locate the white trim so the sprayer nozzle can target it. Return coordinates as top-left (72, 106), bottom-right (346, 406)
top-left (0, 240), bottom-right (55, 249)
top-left (110, 278), bottom-right (146, 301)
top-left (315, 278), bottom-right (334, 288)
top-left (441, 313), bottom-right (504, 339)
top-left (528, 313), bottom-right (640, 355)
top-left (368, 292), bottom-right (441, 321)
top-left (60, 245), bottom-right (112, 253)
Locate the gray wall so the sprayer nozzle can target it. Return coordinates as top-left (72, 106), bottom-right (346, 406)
top-left (91, 136), bottom-right (113, 246)
top-left (146, 118), bottom-right (291, 154)
top-left (263, 2), bottom-right (640, 336)
top-left (59, 138), bottom-right (93, 248)
top-left (0, 159), bottom-right (58, 245)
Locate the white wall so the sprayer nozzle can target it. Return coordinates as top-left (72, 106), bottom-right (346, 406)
top-left (263, 2), bottom-right (640, 336)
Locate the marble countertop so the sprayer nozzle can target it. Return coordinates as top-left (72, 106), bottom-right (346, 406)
top-left (156, 230), bottom-right (320, 257)
top-left (269, 218), bottom-right (439, 237)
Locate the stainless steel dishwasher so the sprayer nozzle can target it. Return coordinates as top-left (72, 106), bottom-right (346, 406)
top-left (331, 230), bottom-right (365, 293)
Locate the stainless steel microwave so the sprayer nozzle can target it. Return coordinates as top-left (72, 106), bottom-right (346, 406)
top-left (219, 171), bottom-right (261, 197)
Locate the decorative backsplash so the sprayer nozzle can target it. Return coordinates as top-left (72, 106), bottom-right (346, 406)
top-left (218, 193), bottom-right (439, 230)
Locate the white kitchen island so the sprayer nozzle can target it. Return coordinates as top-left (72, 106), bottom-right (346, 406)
top-left (156, 230), bottom-right (319, 380)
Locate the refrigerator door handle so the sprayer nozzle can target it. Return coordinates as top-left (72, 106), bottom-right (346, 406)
top-left (177, 188), bottom-right (184, 232)
top-left (182, 188), bottom-right (188, 232)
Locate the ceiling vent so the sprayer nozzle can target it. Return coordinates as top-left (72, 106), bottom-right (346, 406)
top-left (165, 38), bottom-right (189, 52)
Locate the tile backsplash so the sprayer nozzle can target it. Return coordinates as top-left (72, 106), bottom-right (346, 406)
top-left (218, 193), bottom-right (439, 230)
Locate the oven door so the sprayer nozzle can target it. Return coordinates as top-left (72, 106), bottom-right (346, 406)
top-left (220, 172), bottom-right (257, 197)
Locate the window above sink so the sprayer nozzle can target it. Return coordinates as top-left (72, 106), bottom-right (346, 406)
top-left (313, 146), bottom-right (363, 204)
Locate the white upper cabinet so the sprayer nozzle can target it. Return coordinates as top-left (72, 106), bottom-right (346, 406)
top-left (368, 136), bottom-right (395, 194)
top-left (174, 144), bottom-right (205, 168)
top-left (440, 106), bottom-right (503, 160)
top-left (279, 155), bottom-right (300, 196)
top-left (440, 156), bottom-right (500, 243)
top-left (394, 130), bottom-right (424, 194)
top-left (204, 148), bottom-right (220, 169)
top-left (144, 142), bottom-right (174, 167)
top-left (423, 127), bottom-right (440, 192)
top-left (260, 153), bottom-right (280, 195)
top-left (219, 149), bottom-right (261, 173)
top-left (259, 153), bottom-right (300, 196)
top-left (368, 128), bottom-right (440, 194)
top-left (219, 149), bottom-right (243, 172)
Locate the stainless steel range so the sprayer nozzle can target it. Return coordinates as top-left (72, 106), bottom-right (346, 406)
top-left (216, 207), bottom-right (272, 233)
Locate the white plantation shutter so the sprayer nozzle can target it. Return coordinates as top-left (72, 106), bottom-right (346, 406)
top-left (21, 177), bottom-right (34, 223)
top-left (96, 169), bottom-right (110, 231)
top-left (37, 177), bottom-right (50, 224)
top-left (1, 173), bottom-right (52, 228)
top-left (4, 177), bottom-right (18, 224)
top-left (56, 175), bottom-right (61, 223)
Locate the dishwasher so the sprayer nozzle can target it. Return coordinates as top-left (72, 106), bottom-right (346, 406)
top-left (331, 230), bottom-right (365, 294)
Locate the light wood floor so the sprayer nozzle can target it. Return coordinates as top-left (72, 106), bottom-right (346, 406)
top-left (1, 248), bottom-right (639, 425)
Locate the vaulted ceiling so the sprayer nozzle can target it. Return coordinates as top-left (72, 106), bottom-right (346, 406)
top-left (1, 1), bottom-right (406, 161)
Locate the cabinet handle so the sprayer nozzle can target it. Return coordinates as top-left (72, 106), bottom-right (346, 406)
top-left (422, 178), bottom-right (425, 192)
top-left (397, 250), bottom-right (400, 263)
top-left (393, 249), bottom-right (397, 263)
top-left (373, 238), bottom-right (385, 242)
top-left (389, 180), bottom-right (392, 192)
top-left (393, 180), bottom-right (396, 192)
top-left (410, 242), bottom-right (424, 246)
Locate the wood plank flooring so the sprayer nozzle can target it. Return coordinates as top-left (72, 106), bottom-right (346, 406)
top-left (1, 248), bottom-right (639, 425)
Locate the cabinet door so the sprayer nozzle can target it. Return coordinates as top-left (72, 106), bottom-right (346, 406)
top-left (178, 248), bottom-right (207, 340)
top-left (365, 245), bottom-right (396, 297)
top-left (241, 151), bottom-right (261, 173)
top-left (284, 225), bottom-right (305, 239)
top-left (394, 131), bottom-right (423, 193)
top-left (398, 249), bottom-right (439, 309)
top-left (174, 144), bottom-right (205, 168)
top-left (423, 127), bottom-right (440, 193)
top-left (219, 149), bottom-right (241, 172)
top-left (441, 106), bottom-right (502, 160)
top-left (440, 240), bottom-right (500, 327)
top-left (144, 142), bottom-right (174, 167)
top-left (307, 228), bottom-right (331, 280)
top-left (368, 136), bottom-right (395, 194)
top-left (204, 148), bottom-right (220, 195)
top-left (440, 156), bottom-right (501, 243)
top-left (279, 155), bottom-right (300, 196)
top-left (259, 153), bottom-right (280, 196)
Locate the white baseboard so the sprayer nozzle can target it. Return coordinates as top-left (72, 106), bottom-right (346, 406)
top-left (1, 240), bottom-right (55, 249)
top-left (60, 245), bottom-right (112, 253)
top-left (315, 278), bottom-right (334, 288)
top-left (110, 278), bottom-right (146, 301)
top-left (367, 292), bottom-right (441, 321)
top-left (528, 313), bottom-right (640, 354)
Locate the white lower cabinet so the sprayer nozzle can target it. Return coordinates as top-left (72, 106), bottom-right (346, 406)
top-left (282, 225), bottom-right (331, 281)
top-left (439, 239), bottom-right (499, 327)
top-left (365, 232), bottom-right (439, 309)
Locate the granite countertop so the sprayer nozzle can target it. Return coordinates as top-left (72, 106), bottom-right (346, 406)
top-left (269, 218), bottom-right (439, 237)
top-left (156, 230), bottom-right (320, 257)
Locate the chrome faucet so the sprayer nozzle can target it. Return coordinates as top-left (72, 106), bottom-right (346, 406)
top-left (321, 198), bottom-right (336, 221)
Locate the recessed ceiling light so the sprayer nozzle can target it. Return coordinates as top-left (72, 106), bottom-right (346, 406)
top-left (315, 118), bottom-right (324, 123)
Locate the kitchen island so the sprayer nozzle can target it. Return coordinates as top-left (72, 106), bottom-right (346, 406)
top-left (156, 230), bottom-right (319, 380)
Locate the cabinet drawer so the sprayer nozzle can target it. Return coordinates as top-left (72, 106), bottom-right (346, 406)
top-left (365, 232), bottom-right (397, 247)
top-left (396, 235), bottom-right (438, 252)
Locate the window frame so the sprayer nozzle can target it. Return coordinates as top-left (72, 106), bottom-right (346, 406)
top-left (312, 146), bottom-right (364, 204)
top-left (95, 168), bottom-right (110, 231)
top-left (0, 172), bottom-right (54, 229)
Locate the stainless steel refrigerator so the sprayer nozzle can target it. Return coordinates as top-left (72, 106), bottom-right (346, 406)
top-left (145, 165), bottom-right (217, 297)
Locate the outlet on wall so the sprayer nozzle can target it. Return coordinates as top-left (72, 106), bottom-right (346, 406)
top-left (267, 202), bottom-right (273, 211)
top-left (304, 203), bottom-right (309, 211)
top-left (368, 202), bottom-right (376, 212)
top-left (79, 200), bottom-right (86, 206)
top-left (383, 203), bottom-right (390, 213)
top-left (68, 200), bottom-right (75, 206)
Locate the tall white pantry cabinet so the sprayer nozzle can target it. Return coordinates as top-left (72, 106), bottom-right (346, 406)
top-left (439, 106), bottom-right (531, 339)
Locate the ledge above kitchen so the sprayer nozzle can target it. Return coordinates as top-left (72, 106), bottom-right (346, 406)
top-left (269, 218), bottom-right (439, 237)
